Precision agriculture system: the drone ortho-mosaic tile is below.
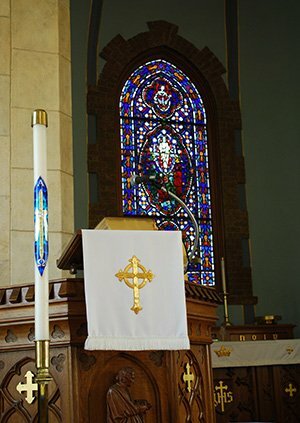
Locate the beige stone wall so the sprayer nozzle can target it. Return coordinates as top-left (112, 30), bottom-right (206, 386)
top-left (0, 0), bottom-right (74, 286)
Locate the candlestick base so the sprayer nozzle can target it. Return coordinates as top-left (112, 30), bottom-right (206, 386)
top-left (35, 340), bottom-right (52, 422)
top-left (222, 292), bottom-right (233, 328)
top-left (35, 340), bottom-right (52, 380)
top-left (221, 319), bottom-right (233, 327)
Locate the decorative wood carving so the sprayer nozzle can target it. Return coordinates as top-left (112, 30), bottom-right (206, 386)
top-left (79, 352), bottom-right (96, 371)
top-left (76, 322), bottom-right (88, 337)
top-left (51, 354), bottom-right (66, 372)
top-left (28, 327), bottom-right (35, 342)
top-left (106, 367), bottom-right (152, 422)
top-left (148, 351), bottom-right (164, 367)
top-left (48, 386), bottom-right (63, 422)
top-left (0, 278), bottom-right (219, 422)
top-left (212, 364), bottom-right (300, 422)
top-left (51, 325), bottom-right (65, 339)
top-left (86, 351), bottom-right (163, 423)
top-left (212, 324), bottom-right (295, 342)
top-left (178, 350), bottom-right (206, 423)
top-left (214, 367), bottom-right (255, 422)
top-left (277, 364), bottom-right (300, 422)
top-left (5, 330), bottom-right (17, 343)
top-left (0, 356), bottom-right (62, 422)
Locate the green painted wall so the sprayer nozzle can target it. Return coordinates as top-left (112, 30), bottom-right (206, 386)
top-left (70, 0), bottom-right (300, 336)
top-left (98, 0), bottom-right (226, 68)
top-left (239, 0), bottom-right (300, 336)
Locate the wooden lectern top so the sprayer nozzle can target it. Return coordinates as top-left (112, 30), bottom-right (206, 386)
top-left (95, 217), bottom-right (157, 230)
top-left (56, 217), bottom-right (157, 272)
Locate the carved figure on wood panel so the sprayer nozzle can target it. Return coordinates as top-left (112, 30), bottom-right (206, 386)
top-left (107, 367), bottom-right (151, 422)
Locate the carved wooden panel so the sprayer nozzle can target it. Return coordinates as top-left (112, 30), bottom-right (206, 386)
top-left (254, 365), bottom-right (276, 422)
top-left (273, 364), bottom-right (300, 422)
top-left (0, 355), bottom-right (61, 422)
top-left (177, 349), bottom-right (207, 423)
top-left (76, 349), bottom-right (166, 422)
top-left (0, 279), bottom-right (219, 422)
top-left (212, 324), bottom-right (295, 342)
top-left (213, 364), bottom-right (300, 422)
top-left (213, 367), bottom-right (256, 422)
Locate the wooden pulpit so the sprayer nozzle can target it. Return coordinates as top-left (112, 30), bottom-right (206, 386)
top-left (0, 218), bottom-right (221, 422)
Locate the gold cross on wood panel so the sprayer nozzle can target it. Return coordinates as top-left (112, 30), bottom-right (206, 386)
top-left (183, 362), bottom-right (194, 393)
top-left (16, 370), bottom-right (38, 404)
top-left (285, 383), bottom-right (297, 397)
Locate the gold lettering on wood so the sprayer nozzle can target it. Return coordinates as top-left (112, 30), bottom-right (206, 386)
top-left (238, 333), bottom-right (280, 341)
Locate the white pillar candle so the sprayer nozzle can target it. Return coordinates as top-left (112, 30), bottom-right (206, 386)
top-left (32, 110), bottom-right (49, 341)
top-left (221, 257), bottom-right (227, 293)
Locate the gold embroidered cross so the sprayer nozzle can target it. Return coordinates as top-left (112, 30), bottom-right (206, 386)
top-left (214, 380), bottom-right (233, 412)
top-left (115, 255), bottom-right (154, 314)
top-left (285, 383), bottom-right (297, 397)
top-left (16, 370), bottom-right (38, 404)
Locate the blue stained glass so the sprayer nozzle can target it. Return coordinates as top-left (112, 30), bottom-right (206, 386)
top-left (34, 176), bottom-right (49, 276)
top-left (120, 59), bottom-right (215, 285)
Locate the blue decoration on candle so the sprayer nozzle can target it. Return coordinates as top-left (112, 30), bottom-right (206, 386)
top-left (34, 176), bottom-right (48, 276)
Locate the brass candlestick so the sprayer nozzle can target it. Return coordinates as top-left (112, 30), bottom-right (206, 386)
top-left (35, 340), bottom-right (52, 422)
top-left (221, 257), bottom-right (232, 327)
top-left (222, 290), bottom-right (232, 327)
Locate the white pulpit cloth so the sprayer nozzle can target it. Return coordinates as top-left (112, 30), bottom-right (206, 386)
top-left (82, 230), bottom-right (190, 351)
top-left (211, 339), bottom-right (300, 368)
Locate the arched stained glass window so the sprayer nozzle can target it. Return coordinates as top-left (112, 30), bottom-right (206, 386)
top-left (120, 59), bottom-right (215, 285)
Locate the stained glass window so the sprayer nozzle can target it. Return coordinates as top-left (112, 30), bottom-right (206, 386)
top-left (120, 59), bottom-right (215, 285)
